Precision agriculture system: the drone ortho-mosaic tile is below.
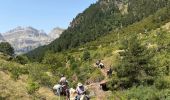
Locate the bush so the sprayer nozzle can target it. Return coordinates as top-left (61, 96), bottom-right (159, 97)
top-left (155, 77), bottom-right (170, 89)
top-left (27, 81), bottom-right (40, 94)
top-left (109, 86), bottom-right (170, 100)
top-left (125, 86), bottom-right (160, 100)
top-left (71, 62), bottom-right (78, 70)
top-left (82, 51), bottom-right (90, 61)
top-left (14, 55), bottom-right (29, 65)
top-left (39, 73), bottom-right (52, 86)
top-left (10, 67), bottom-right (21, 80)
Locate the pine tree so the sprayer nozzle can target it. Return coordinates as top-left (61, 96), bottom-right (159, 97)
top-left (115, 35), bottom-right (157, 88)
top-left (0, 42), bottom-right (14, 56)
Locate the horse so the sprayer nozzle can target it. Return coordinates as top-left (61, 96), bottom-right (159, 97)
top-left (53, 84), bottom-right (70, 100)
top-left (70, 88), bottom-right (77, 100)
top-left (69, 88), bottom-right (89, 100)
top-left (53, 84), bottom-right (62, 96)
top-left (61, 85), bottom-right (70, 100)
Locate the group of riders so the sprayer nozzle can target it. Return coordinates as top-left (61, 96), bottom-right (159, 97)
top-left (53, 75), bottom-right (89, 100)
top-left (96, 60), bottom-right (112, 77)
top-left (53, 60), bottom-right (112, 100)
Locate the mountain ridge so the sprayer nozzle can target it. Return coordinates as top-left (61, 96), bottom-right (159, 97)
top-left (0, 33), bottom-right (5, 42)
top-left (2, 26), bottom-right (64, 54)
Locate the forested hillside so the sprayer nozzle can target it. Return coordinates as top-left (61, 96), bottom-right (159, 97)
top-left (26, 0), bottom-right (169, 61)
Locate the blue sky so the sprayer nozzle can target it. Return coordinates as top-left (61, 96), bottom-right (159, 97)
top-left (0, 0), bottom-right (97, 33)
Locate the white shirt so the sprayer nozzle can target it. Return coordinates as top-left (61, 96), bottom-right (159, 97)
top-left (59, 77), bottom-right (66, 83)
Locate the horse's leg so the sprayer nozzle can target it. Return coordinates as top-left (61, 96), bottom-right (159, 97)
top-left (80, 95), bottom-right (85, 100)
top-left (66, 89), bottom-right (70, 100)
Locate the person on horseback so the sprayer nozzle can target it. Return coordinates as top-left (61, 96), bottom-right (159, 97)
top-left (59, 74), bottom-right (70, 99)
top-left (76, 83), bottom-right (89, 100)
top-left (59, 74), bottom-right (68, 86)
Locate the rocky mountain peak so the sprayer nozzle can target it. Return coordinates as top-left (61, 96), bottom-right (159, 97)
top-left (48, 27), bottom-right (64, 40)
top-left (0, 33), bottom-right (5, 42)
top-left (4, 26), bottom-right (47, 37)
top-left (2, 26), bottom-right (64, 54)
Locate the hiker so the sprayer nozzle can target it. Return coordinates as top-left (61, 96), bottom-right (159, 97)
top-left (107, 67), bottom-right (112, 78)
top-left (76, 83), bottom-right (89, 100)
top-left (96, 60), bottom-right (101, 66)
top-left (53, 84), bottom-right (62, 96)
top-left (99, 62), bottom-right (104, 69)
top-left (59, 74), bottom-right (68, 86)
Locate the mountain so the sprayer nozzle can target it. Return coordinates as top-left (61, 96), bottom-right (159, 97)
top-left (3, 26), bottom-right (64, 54)
top-left (3, 26), bottom-right (49, 54)
top-left (26, 0), bottom-right (170, 61)
top-left (0, 33), bottom-right (5, 42)
top-left (48, 27), bottom-right (64, 40)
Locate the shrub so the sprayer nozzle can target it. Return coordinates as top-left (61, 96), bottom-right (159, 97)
top-left (125, 86), bottom-right (160, 100)
top-left (10, 66), bottom-right (21, 80)
top-left (14, 55), bottom-right (29, 65)
top-left (71, 62), bottom-right (78, 70)
top-left (39, 73), bottom-right (52, 86)
top-left (82, 51), bottom-right (90, 61)
top-left (27, 81), bottom-right (40, 94)
top-left (155, 77), bottom-right (170, 89)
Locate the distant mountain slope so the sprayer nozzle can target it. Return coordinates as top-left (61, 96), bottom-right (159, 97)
top-left (48, 27), bottom-right (64, 40)
top-left (26, 0), bottom-right (169, 61)
top-left (3, 27), bottom-right (64, 54)
top-left (0, 33), bottom-right (5, 42)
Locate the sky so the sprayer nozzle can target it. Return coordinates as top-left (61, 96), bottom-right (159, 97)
top-left (0, 0), bottom-right (97, 33)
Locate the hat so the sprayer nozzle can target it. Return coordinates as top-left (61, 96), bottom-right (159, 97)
top-left (78, 83), bottom-right (83, 87)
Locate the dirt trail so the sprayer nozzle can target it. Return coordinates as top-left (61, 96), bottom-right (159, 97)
top-left (87, 83), bottom-right (110, 100)
top-left (87, 62), bottom-right (112, 99)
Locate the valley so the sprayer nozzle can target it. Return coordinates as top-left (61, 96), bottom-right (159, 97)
top-left (0, 0), bottom-right (170, 100)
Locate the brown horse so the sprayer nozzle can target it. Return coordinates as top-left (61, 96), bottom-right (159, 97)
top-left (61, 85), bottom-right (70, 100)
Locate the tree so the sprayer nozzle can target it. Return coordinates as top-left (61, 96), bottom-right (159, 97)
top-left (14, 55), bottom-right (29, 65)
top-left (0, 42), bottom-right (14, 56)
top-left (115, 35), bottom-right (157, 88)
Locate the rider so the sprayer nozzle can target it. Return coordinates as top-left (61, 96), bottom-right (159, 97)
top-left (76, 83), bottom-right (86, 95)
top-left (76, 83), bottom-right (89, 100)
top-left (59, 74), bottom-right (70, 99)
top-left (59, 74), bottom-right (68, 86)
